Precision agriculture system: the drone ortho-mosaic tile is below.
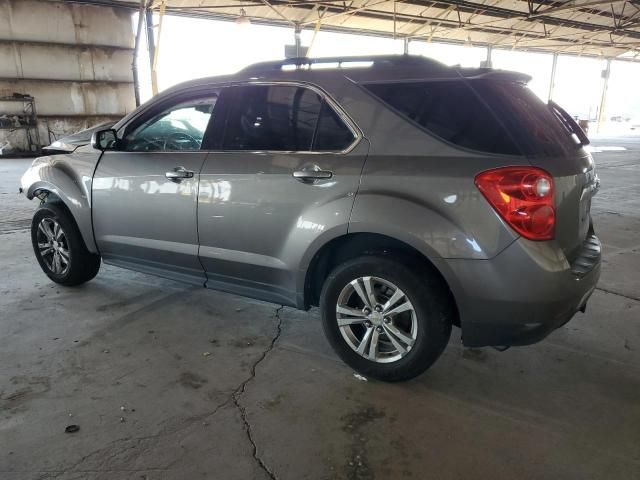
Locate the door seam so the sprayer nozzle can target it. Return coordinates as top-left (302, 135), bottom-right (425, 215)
top-left (196, 153), bottom-right (210, 288)
top-left (346, 137), bottom-right (371, 233)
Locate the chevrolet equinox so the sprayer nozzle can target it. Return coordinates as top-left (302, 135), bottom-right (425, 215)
top-left (21, 55), bottom-right (601, 381)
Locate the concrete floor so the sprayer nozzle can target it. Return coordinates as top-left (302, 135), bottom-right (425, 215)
top-left (1, 138), bottom-right (639, 480)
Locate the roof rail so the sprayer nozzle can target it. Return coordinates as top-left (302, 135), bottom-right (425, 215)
top-left (241, 54), bottom-right (447, 74)
top-left (458, 67), bottom-right (532, 84)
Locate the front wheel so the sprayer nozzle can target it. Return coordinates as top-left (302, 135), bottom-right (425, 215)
top-left (320, 256), bottom-right (453, 382)
top-left (31, 202), bottom-right (101, 286)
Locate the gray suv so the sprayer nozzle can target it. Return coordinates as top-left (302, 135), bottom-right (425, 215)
top-left (21, 55), bottom-right (601, 381)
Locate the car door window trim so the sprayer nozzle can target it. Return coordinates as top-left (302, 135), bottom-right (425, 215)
top-left (118, 81), bottom-right (362, 156)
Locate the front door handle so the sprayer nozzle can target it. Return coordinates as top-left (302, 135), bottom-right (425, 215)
top-left (293, 169), bottom-right (333, 183)
top-left (165, 166), bottom-right (194, 182)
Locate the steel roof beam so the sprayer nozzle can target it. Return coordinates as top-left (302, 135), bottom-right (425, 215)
top-left (401, 0), bottom-right (640, 37)
top-left (530, 0), bottom-right (623, 17)
top-left (49, 0), bottom-right (640, 52)
top-left (275, 0), bottom-right (640, 41)
top-left (161, 6), bottom-right (640, 58)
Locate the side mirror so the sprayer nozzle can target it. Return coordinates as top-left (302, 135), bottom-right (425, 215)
top-left (91, 128), bottom-right (119, 151)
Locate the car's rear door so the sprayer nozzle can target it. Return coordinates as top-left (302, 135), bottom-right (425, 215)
top-left (92, 91), bottom-right (219, 284)
top-left (197, 83), bottom-right (367, 305)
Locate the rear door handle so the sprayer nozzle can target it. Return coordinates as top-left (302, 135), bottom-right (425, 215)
top-left (165, 166), bottom-right (194, 182)
top-left (292, 169), bottom-right (333, 183)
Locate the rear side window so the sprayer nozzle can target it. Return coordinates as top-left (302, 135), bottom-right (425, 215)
top-left (315, 101), bottom-right (355, 151)
top-left (222, 85), bottom-right (355, 152)
top-left (223, 85), bottom-right (320, 151)
top-left (472, 80), bottom-right (580, 157)
top-left (364, 80), bottom-right (520, 155)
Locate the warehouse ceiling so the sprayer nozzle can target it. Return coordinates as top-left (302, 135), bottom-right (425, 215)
top-left (68, 0), bottom-right (640, 59)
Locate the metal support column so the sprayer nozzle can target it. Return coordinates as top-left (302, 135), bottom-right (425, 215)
top-left (597, 59), bottom-right (611, 134)
top-left (294, 24), bottom-right (302, 57)
top-left (393, 0), bottom-right (397, 39)
top-left (132, 0), bottom-right (146, 107)
top-left (548, 53), bottom-right (558, 102)
top-left (145, 2), bottom-right (165, 97)
top-left (145, 7), bottom-right (155, 73)
top-left (481, 45), bottom-right (493, 68)
top-left (404, 37), bottom-right (410, 54)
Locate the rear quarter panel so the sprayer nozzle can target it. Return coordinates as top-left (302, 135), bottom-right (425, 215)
top-left (340, 81), bottom-right (527, 261)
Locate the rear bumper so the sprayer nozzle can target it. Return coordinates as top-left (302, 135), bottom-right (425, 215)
top-left (445, 234), bottom-right (601, 347)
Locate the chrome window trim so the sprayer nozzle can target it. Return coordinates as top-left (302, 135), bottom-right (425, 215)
top-left (223, 80), bottom-right (362, 155)
top-left (118, 80), bottom-right (363, 156)
top-left (357, 78), bottom-right (526, 159)
top-left (121, 94), bottom-right (220, 153)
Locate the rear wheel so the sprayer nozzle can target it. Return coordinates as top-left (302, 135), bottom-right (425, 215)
top-left (320, 256), bottom-right (453, 382)
top-left (31, 202), bottom-right (101, 286)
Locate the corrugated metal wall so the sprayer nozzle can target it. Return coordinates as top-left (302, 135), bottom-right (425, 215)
top-left (0, 0), bottom-right (136, 151)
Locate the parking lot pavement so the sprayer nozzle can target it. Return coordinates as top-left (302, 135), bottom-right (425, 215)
top-left (1, 140), bottom-right (639, 480)
top-left (0, 159), bottom-right (36, 234)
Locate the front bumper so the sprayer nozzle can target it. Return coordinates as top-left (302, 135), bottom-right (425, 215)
top-left (445, 234), bottom-right (601, 347)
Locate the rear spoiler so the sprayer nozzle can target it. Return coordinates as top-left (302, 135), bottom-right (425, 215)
top-left (549, 100), bottom-right (590, 146)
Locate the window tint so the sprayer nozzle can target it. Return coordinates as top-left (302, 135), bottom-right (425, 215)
top-left (472, 81), bottom-right (580, 157)
top-left (124, 97), bottom-right (217, 152)
top-left (222, 85), bottom-right (355, 152)
top-left (223, 85), bottom-right (322, 151)
top-left (364, 81), bottom-right (520, 155)
top-left (314, 101), bottom-right (355, 151)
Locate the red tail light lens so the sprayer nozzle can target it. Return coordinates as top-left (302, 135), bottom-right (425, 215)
top-left (475, 167), bottom-right (555, 241)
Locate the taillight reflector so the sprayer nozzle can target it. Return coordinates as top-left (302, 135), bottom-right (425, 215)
top-left (475, 167), bottom-right (555, 241)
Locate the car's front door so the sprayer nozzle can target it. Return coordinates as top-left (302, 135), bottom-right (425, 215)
top-left (198, 83), bottom-right (367, 305)
top-left (93, 92), bottom-right (219, 284)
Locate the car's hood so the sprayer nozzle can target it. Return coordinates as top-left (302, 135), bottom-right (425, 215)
top-left (43, 121), bottom-right (116, 153)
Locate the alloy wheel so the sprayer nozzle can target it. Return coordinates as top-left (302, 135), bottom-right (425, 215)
top-left (36, 217), bottom-right (70, 276)
top-left (336, 276), bottom-right (418, 363)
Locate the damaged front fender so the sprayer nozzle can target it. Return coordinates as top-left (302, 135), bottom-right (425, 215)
top-left (21, 148), bottom-right (102, 253)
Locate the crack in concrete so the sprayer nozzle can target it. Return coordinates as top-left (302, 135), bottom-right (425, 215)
top-left (28, 305), bottom-right (285, 479)
top-left (231, 305), bottom-right (284, 480)
top-left (595, 286), bottom-right (640, 303)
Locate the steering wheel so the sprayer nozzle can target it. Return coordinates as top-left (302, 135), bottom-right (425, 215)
top-left (127, 137), bottom-right (165, 151)
top-left (163, 132), bottom-right (201, 151)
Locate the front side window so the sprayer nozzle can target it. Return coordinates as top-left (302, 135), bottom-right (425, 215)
top-left (222, 85), bottom-right (355, 152)
top-left (123, 96), bottom-right (218, 152)
top-left (364, 80), bottom-right (521, 155)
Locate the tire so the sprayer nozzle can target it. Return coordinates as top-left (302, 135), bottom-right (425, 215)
top-left (320, 255), bottom-right (453, 382)
top-left (31, 202), bottom-right (101, 286)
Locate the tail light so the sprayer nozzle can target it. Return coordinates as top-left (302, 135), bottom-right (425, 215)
top-left (475, 167), bottom-right (555, 241)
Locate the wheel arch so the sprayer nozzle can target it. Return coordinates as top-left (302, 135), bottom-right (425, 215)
top-left (302, 232), bottom-right (460, 327)
top-left (23, 164), bottom-right (98, 253)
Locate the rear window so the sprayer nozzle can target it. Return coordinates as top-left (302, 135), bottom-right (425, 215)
top-left (364, 80), bottom-right (520, 155)
top-left (472, 80), bottom-right (580, 157)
